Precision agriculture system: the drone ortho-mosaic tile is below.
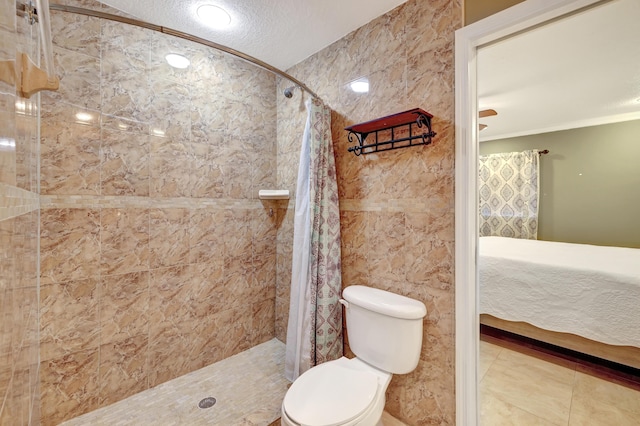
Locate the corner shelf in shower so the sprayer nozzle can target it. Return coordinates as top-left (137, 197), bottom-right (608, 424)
top-left (258, 189), bottom-right (290, 200)
top-left (345, 108), bottom-right (436, 156)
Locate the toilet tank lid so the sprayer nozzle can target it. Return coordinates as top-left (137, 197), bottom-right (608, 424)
top-left (342, 286), bottom-right (427, 319)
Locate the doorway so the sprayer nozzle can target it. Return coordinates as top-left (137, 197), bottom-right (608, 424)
top-left (454, 1), bottom-right (616, 424)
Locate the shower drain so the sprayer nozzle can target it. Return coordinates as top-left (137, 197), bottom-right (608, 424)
top-left (198, 397), bottom-right (217, 409)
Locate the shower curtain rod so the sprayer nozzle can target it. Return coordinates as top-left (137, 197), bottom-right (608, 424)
top-left (48, 4), bottom-right (320, 100)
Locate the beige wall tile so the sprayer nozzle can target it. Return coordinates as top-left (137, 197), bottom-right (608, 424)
top-left (148, 33), bottom-right (197, 86)
top-left (219, 306), bottom-right (253, 359)
top-left (101, 128), bottom-right (150, 196)
top-left (41, 119), bottom-right (101, 195)
top-left (15, 115), bottom-right (39, 192)
top-left (148, 78), bottom-right (191, 140)
top-left (40, 209), bottom-right (100, 284)
top-left (252, 298), bottom-right (276, 346)
top-left (100, 208), bottom-right (150, 275)
top-left (149, 135), bottom-right (192, 198)
top-left (0, 111), bottom-right (17, 187)
top-left (224, 209), bottom-right (253, 263)
top-left (190, 129), bottom-right (225, 198)
top-left (50, 11), bottom-right (100, 57)
top-left (49, 46), bottom-right (101, 110)
top-left (147, 330), bottom-right (191, 388)
top-left (368, 211), bottom-right (407, 282)
top-left (188, 261), bottom-right (225, 323)
top-left (99, 335), bottom-right (149, 406)
top-left (148, 265), bottom-right (194, 340)
top-left (149, 208), bottom-right (190, 268)
top-left (189, 208), bottom-right (225, 264)
top-left (40, 348), bottom-right (99, 425)
top-left (40, 279), bottom-right (100, 362)
top-left (100, 271), bottom-right (150, 344)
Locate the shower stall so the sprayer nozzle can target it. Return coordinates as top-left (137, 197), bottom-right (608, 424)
top-left (2, 0), bottom-right (311, 423)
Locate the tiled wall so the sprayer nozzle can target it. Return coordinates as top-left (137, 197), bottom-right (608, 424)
top-left (276, 0), bottom-right (461, 424)
top-left (0, 0), bottom-right (42, 423)
top-left (39, 1), bottom-right (278, 423)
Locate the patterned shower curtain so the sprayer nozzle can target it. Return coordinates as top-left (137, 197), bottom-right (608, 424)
top-left (285, 98), bottom-right (343, 381)
top-left (479, 150), bottom-right (540, 239)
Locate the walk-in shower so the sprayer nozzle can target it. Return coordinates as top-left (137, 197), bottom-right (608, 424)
top-left (9, 1), bottom-right (320, 424)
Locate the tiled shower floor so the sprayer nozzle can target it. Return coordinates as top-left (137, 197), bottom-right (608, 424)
top-left (61, 339), bottom-right (290, 426)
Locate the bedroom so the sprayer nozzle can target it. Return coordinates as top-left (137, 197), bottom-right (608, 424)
top-left (473, 0), bottom-right (640, 423)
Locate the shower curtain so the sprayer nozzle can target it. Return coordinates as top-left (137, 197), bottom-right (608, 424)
top-left (479, 149), bottom-right (540, 239)
top-left (285, 98), bottom-right (343, 381)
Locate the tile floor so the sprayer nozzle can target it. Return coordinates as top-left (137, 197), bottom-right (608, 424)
top-left (480, 338), bottom-right (640, 425)
top-left (60, 338), bottom-right (407, 426)
top-left (61, 339), bottom-right (290, 426)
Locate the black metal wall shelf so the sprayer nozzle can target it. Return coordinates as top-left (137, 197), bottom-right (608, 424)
top-left (345, 108), bottom-right (436, 156)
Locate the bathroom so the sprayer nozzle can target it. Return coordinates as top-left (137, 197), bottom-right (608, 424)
top-left (1, 0), bottom-right (458, 424)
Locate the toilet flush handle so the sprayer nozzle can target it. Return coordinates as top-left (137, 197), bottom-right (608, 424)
top-left (339, 299), bottom-right (349, 309)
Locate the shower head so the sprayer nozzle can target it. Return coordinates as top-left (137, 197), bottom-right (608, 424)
top-left (283, 86), bottom-right (295, 98)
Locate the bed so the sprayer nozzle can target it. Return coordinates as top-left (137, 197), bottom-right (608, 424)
top-left (479, 236), bottom-right (640, 369)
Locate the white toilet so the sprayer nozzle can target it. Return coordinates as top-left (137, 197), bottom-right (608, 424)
top-left (281, 285), bottom-right (427, 426)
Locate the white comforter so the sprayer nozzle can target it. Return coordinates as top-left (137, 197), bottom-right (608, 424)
top-left (479, 236), bottom-right (640, 348)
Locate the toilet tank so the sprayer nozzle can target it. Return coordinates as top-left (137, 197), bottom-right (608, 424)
top-left (342, 285), bottom-right (427, 374)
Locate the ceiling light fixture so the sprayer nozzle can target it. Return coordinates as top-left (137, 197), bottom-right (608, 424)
top-left (350, 79), bottom-right (369, 93)
top-left (197, 4), bottom-right (231, 28)
top-left (165, 53), bottom-right (191, 69)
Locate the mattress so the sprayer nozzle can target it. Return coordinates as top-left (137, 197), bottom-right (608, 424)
top-left (479, 236), bottom-right (640, 348)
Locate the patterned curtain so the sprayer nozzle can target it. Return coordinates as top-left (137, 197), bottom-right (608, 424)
top-left (285, 98), bottom-right (343, 381)
top-left (479, 150), bottom-right (540, 239)
top-left (308, 99), bottom-right (343, 366)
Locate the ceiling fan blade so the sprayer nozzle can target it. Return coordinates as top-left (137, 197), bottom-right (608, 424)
top-left (479, 109), bottom-right (497, 118)
top-left (479, 124), bottom-right (487, 130)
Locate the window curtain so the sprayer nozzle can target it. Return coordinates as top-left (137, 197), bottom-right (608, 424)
top-left (479, 150), bottom-right (540, 239)
top-left (285, 98), bottom-right (343, 381)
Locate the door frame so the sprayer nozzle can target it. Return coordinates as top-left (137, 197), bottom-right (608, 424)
top-left (454, 0), bottom-right (606, 424)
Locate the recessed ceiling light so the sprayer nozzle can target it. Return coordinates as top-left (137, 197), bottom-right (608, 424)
top-left (165, 53), bottom-right (190, 69)
top-left (197, 4), bottom-right (231, 28)
top-left (350, 79), bottom-right (369, 93)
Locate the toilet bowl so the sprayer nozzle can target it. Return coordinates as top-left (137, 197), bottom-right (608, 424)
top-left (281, 357), bottom-right (391, 426)
top-left (281, 286), bottom-right (427, 426)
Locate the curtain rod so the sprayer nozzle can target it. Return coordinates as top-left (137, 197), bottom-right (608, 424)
top-left (539, 149), bottom-right (549, 155)
top-left (48, 4), bottom-right (320, 100)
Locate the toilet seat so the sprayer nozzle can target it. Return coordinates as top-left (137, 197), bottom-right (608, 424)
top-left (283, 360), bottom-right (380, 426)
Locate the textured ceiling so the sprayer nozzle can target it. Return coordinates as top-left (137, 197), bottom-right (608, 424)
top-left (478, 0), bottom-right (640, 141)
top-left (100, 0), bottom-right (408, 70)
